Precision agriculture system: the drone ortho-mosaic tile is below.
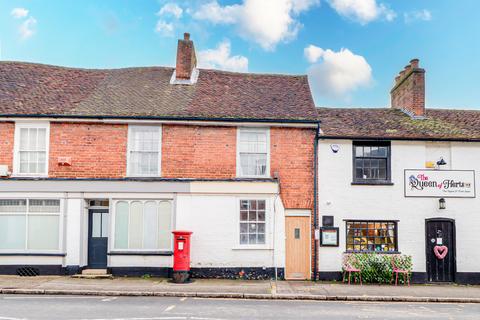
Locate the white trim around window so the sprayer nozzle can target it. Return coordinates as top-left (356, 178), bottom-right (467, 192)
top-left (233, 197), bottom-right (273, 250)
top-left (126, 125), bottom-right (162, 177)
top-left (13, 122), bottom-right (50, 177)
top-left (236, 127), bottom-right (270, 178)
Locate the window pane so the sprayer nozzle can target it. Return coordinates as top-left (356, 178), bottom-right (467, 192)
top-left (0, 215), bottom-right (26, 249)
top-left (114, 202), bottom-right (129, 249)
top-left (92, 212), bottom-right (102, 238)
top-left (158, 201), bottom-right (172, 249)
top-left (0, 199), bottom-right (27, 212)
top-left (143, 201), bottom-right (158, 249)
top-left (129, 201), bottom-right (143, 249)
top-left (27, 215), bottom-right (59, 250)
top-left (20, 128), bottom-right (28, 151)
top-left (101, 212), bottom-right (108, 237)
top-left (355, 146), bottom-right (363, 157)
top-left (29, 199), bottom-right (60, 213)
top-left (37, 128), bottom-right (47, 151)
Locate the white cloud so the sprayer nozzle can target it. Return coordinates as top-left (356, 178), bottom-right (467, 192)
top-left (328, 0), bottom-right (396, 25)
top-left (154, 20), bottom-right (174, 37)
top-left (193, 0), bottom-right (320, 51)
top-left (19, 17), bottom-right (37, 40)
top-left (304, 45), bottom-right (324, 63)
top-left (158, 3), bottom-right (183, 19)
top-left (404, 9), bottom-right (432, 23)
top-left (198, 40), bottom-right (249, 72)
top-left (10, 7), bottom-right (29, 19)
top-left (306, 47), bottom-right (372, 99)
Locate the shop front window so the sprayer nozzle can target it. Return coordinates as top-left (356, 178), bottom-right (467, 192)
top-left (346, 220), bottom-right (397, 252)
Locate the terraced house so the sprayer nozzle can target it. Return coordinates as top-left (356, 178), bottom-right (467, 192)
top-left (317, 60), bottom-right (480, 284)
top-left (0, 33), bottom-right (319, 279)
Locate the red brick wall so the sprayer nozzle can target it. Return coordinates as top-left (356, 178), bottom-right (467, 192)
top-left (0, 122), bottom-right (14, 172)
top-left (162, 125), bottom-right (236, 179)
top-left (270, 127), bottom-right (315, 210)
top-left (49, 123), bottom-right (127, 178)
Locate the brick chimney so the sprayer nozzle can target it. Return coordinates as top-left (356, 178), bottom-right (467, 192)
top-left (175, 32), bottom-right (197, 81)
top-left (390, 59), bottom-right (425, 118)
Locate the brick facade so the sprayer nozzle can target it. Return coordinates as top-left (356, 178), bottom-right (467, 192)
top-left (162, 124), bottom-right (236, 179)
top-left (271, 127), bottom-right (315, 210)
top-left (49, 123), bottom-right (127, 178)
top-left (0, 122), bottom-right (14, 173)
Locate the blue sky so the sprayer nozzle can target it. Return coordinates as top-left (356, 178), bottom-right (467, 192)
top-left (1, 0), bottom-right (479, 109)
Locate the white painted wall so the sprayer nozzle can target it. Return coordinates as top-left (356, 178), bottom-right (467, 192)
top-left (318, 140), bottom-right (480, 273)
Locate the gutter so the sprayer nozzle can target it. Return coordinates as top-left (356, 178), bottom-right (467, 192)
top-left (319, 136), bottom-right (480, 143)
top-left (313, 121), bottom-right (320, 281)
top-left (0, 114), bottom-right (319, 126)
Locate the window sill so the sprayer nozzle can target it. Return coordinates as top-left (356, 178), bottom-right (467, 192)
top-left (351, 181), bottom-right (394, 186)
top-left (11, 174), bottom-right (49, 178)
top-left (344, 251), bottom-right (401, 255)
top-left (0, 252), bottom-right (66, 256)
top-left (108, 251), bottom-right (173, 256)
top-left (232, 246), bottom-right (273, 251)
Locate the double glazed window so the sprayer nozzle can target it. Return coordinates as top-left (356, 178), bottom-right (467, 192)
top-left (353, 142), bottom-right (391, 183)
top-left (0, 199), bottom-right (61, 251)
top-left (346, 220), bottom-right (397, 252)
top-left (15, 123), bottom-right (49, 176)
top-left (239, 200), bottom-right (266, 245)
top-left (114, 200), bottom-right (172, 251)
top-left (127, 126), bottom-right (161, 176)
top-left (238, 128), bottom-right (269, 177)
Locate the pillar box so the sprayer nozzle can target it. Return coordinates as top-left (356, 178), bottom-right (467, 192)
top-left (172, 230), bottom-right (193, 283)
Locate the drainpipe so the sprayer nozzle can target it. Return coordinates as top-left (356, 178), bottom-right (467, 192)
top-left (313, 122), bottom-right (320, 281)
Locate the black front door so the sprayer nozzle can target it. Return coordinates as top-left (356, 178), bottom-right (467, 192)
top-left (426, 219), bottom-right (456, 282)
top-left (88, 209), bottom-right (108, 268)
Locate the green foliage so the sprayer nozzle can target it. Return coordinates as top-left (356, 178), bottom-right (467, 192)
top-left (342, 253), bottom-right (412, 284)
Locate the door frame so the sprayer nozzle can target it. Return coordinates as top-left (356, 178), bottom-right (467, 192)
top-left (285, 210), bottom-right (312, 280)
top-left (425, 218), bottom-right (457, 283)
top-left (87, 208), bottom-right (109, 269)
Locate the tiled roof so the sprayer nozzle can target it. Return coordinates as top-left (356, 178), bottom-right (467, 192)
top-left (317, 107), bottom-right (480, 141)
top-left (0, 61), bottom-right (318, 122)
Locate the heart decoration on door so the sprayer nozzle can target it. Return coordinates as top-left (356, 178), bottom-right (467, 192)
top-left (434, 245), bottom-right (448, 260)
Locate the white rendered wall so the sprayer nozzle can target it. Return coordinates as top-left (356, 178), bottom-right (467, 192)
top-left (176, 194), bottom-right (285, 269)
top-left (318, 140), bottom-right (480, 273)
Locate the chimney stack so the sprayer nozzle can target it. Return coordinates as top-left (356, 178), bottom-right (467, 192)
top-left (175, 32), bottom-right (197, 81)
top-left (391, 58), bottom-right (425, 118)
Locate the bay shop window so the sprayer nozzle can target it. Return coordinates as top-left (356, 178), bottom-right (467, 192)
top-left (113, 200), bottom-right (173, 251)
top-left (0, 199), bottom-right (61, 251)
top-left (346, 220), bottom-right (398, 253)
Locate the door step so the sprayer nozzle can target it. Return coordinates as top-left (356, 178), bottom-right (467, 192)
top-left (72, 269), bottom-right (113, 279)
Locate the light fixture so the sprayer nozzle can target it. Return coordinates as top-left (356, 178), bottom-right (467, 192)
top-left (437, 157), bottom-right (447, 166)
top-left (439, 198), bottom-right (446, 210)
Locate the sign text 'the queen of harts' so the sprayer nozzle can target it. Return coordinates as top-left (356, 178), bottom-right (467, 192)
top-left (404, 170), bottom-right (476, 198)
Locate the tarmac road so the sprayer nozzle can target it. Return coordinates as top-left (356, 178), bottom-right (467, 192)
top-left (0, 295), bottom-right (478, 320)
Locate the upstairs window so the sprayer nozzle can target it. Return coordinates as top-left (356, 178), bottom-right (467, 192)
top-left (14, 122), bottom-right (49, 176)
top-left (237, 128), bottom-right (269, 178)
top-left (353, 141), bottom-right (391, 183)
top-left (127, 126), bottom-right (162, 177)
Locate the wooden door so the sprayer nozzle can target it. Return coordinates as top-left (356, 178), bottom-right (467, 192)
top-left (426, 219), bottom-right (456, 282)
top-left (285, 216), bottom-right (311, 280)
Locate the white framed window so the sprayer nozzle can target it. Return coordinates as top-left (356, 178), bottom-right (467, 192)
top-left (112, 200), bottom-right (173, 251)
top-left (127, 125), bottom-right (162, 177)
top-left (237, 128), bottom-right (270, 178)
top-left (13, 122), bottom-right (50, 176)
top-left (0, 199), bottom-right (62, 252)
top-left (239, 199), bottom-right (267, 245)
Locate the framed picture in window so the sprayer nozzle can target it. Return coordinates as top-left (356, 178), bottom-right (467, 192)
top-left (320, 227), bottom-right (339, 247)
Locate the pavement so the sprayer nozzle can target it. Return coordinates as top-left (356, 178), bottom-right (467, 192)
top-left (1, 276), bottom-right (480, 303)
top-left (1, 295), bottom-right (479, 320)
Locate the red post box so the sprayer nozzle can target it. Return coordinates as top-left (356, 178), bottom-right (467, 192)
top-left (172, 230), bottom-right (193, 283)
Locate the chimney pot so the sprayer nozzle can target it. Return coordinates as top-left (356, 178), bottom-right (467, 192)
top-left (410, 58), bottom-right (419, 68)
top-left (184, 32), bottom-right (190, 41)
